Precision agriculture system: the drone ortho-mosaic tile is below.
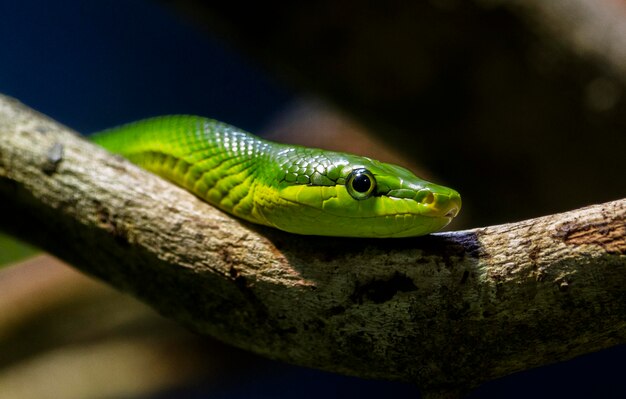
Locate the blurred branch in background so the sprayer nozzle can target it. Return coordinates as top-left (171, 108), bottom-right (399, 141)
top-left (502, 0), bottom-right (626, 83)
top-left (2, 1), bottom-right (626, 397)
top-left (166, 0), bottom-right (626, 227)
top-left (0, 255), bottom-right (264, 399)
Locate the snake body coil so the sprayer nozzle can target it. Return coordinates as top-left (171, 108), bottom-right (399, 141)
top-left (92, 115), bottom-right (461, 237)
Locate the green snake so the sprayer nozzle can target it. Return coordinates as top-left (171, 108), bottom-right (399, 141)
top-left (91, 115), bottom-right (461, 237)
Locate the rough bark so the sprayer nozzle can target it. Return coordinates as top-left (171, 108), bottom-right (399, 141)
top-left (0, 94), bottom-right (624, 397)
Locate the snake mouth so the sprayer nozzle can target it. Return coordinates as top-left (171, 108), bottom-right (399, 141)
top-left (261, 181), bottom-right (459, 238)
top-left (278, 184), bottom-right (462, 220)
top-left (273, 183), bottom-right (461, 237)
top-left (416, 190), bottom-right (462, 219)
top-left (386, 183), bottom-right (461, 220)
top-left (445, 206), bottom-right (460, 218)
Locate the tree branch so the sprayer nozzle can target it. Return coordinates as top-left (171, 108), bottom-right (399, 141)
top-left (0, 94), bottom-right (624, 397)
top-left (499, 0), bottom-right (626, 85)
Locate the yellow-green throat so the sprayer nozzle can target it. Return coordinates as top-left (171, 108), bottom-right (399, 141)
top-left (92, 115), bottom-right (461, 237)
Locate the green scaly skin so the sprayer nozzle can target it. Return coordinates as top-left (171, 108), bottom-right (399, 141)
top-left (91, 115), bottom-right (461, 237)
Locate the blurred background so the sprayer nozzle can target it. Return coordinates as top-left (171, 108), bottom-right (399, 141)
top-left (0, 1), bottom-right (624, 398)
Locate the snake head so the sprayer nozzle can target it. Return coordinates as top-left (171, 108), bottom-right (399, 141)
top-left (261, 148), bottom-right (461, 238)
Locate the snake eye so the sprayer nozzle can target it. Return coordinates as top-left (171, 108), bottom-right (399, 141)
top-left (346, 168), bottom-right (376, 200)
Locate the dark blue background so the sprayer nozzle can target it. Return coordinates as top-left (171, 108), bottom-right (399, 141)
top-left (0, 1), bottom-right (290, 134)
top-left (1, 1), bottom-right (623, 398)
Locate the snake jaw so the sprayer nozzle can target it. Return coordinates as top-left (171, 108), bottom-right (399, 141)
top-left (378, 174), bottom-right (462, 221)
top-left (269, 181), bottom-right (461, 237)
top-left (416, 187), bottom-right (462, 220)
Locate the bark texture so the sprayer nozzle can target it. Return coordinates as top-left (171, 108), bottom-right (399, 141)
top-left (0, 95), bottom-right (625, 396)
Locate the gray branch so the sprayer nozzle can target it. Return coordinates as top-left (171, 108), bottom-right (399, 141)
top-left (0, 94), bottom-right (624, 398)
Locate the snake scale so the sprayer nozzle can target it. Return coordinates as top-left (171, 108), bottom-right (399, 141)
top-left (92, 115), bottom-right (461, 237)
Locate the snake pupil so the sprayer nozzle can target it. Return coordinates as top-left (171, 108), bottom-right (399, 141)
top-left (346, 168), bottom-right (376, 200)
top-left (352, 174), bottom-right (371, 193)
